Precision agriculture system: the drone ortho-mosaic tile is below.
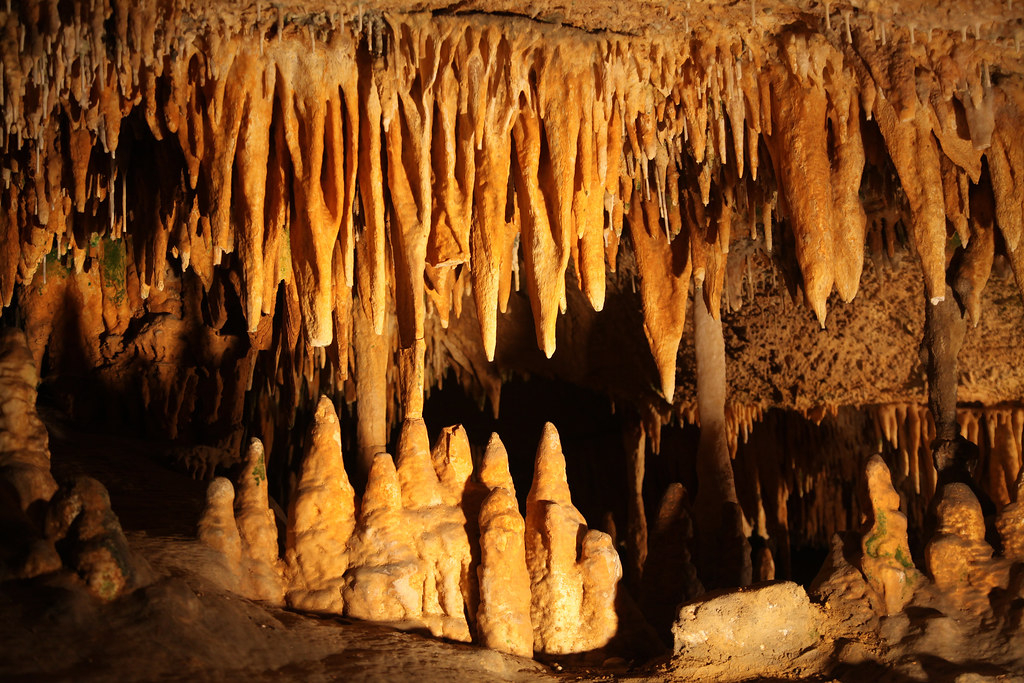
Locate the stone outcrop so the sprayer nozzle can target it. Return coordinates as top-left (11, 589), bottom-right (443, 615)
top-left (671, 582), bottom-right (823, 681)
top-left (46, 475), bottom-right (149, 601)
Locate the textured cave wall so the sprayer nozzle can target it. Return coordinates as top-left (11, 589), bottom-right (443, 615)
top-left (1, 0), bottom-right (1024, 595)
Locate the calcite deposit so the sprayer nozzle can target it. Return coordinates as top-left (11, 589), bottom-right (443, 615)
top-left (525, 423), bottom-right (622, 656)
top-left (3, 0), bottom-right (1024, 680)
top-left (859, 454), bottom-right (923, 615)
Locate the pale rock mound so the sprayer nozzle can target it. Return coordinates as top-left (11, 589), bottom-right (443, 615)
top-left (525, 422), bottom-right (621, 656)
top-left (670, 582), bottom-right (823, 682)
top-left (285, 396), bottom-right (356, 613)
top-left (859, 454), bottom-right (922, 615)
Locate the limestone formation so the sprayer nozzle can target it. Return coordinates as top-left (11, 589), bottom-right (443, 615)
top-left (525, 423), bottom-right (621, 656)
top-left (0, 329), bottom-right (58, 513)
top-left (284, 396), bottom-right (356, 613)
top-left (5, 1), bottom-right (1024, 679)
top-left (0, 328), bottom-right (60, 580)
top-left (395, 419), bottom-right (473, 642)
top-left (859, 455), bottom-right (922, 615)
top-left (926, 483), bottom-right (1009, 614)
top-left (45, 475), bottom-right (149, 601)
top-left (996, 471), bottom-right (1024, 562)
top-left (235, 438), bottom-right (284, 603)
top-left (672, 582), bottom-right (823, 681)
top-left (341, 452), bottom-right (421, 626)
top-left (197, 477), bottom-right (244, 592)
top-left (476, 486), bottom-right (533, 658)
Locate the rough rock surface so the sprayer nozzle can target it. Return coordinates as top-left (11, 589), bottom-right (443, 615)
top-left (670, 582), bottom-right (823, 680)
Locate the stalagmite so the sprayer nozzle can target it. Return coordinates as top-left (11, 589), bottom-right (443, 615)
top-left (525, 423), bottom-right (621, 655)
top-left (395, 419), bottom-right (472, 641)
top-left (859, 455), bottom-right (922, 615)
top-left (197, 477), bottom-right (244, 591)
top-left (342, 452), bottom-right (421, 625)
top-left (476, 486), bottom-right (533, 658)
top-left (925, 483), bottom-right (1008, 614)
top-left (235, 438), bottom-right (284, 602)
top-left (693, 286), bottom-right (751, 588)
top-left (46, 475), bottom-right (149, 601)
top-left (284, 396), bottom-right (356, 613)
top-left (0, 329), bottom-right (58, 511)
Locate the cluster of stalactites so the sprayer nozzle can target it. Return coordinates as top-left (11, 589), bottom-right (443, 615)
top-left (1, 1), bottom-right (1023, 421)
top-left (873, 403), bottom-right (1024, 506)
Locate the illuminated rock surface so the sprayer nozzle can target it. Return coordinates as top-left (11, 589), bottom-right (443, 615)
top-left (2, 0), bottom-right (1024, 680)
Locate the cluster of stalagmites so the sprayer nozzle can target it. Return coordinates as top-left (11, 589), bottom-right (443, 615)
top-left (198, 395), bottom-right (620, 658)
top-left (1, 1), bottom-right (1023, 456)
top-left (0, 328), bottom-right (147, 599)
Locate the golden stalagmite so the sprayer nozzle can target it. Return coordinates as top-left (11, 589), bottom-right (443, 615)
top-left (342, 452), bottom-right (421, 625)
top-left (859, 455), bottom-right (922, 615)
top-left (525, 423), bottom-right (621, 655)
top-left (235, 438), bottom-right (285, 603)
top-left (285, 396), bottom-right (356, 614)
top-left (477, 486), bottom-right (533, 658)
top-left (395, 419), bottom-right (473, 641)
